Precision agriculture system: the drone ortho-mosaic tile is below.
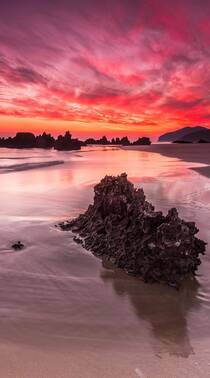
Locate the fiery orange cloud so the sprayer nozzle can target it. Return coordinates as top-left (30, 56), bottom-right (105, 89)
top-left (0, 0), bottom-right (210, 139)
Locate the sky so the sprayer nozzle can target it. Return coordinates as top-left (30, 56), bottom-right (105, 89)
top-left (0, 0), bottom-right (210, 139)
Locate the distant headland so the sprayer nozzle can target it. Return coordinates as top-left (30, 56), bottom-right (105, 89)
top-left (0, 132), bottom-right (151, 150)
top-left (159, 126), bottom-right (210, 143)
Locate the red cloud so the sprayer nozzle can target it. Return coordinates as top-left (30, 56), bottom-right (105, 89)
top-left (1, 0), bottom-right (210, 136)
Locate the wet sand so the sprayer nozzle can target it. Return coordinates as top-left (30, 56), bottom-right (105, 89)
top-left (125, 143), bottom-right (210, 178)
top-left (0, 146), bottom-right (210, 377)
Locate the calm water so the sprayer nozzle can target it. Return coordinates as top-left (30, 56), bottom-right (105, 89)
top-left (0, 146), bottom-right (210, 378)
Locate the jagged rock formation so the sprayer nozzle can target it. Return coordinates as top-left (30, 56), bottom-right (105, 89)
top-left (0, 132), bottom-right (151, 149)
top-left (85, 136), bottom-right (151, 146)
top-left (133, 137), bottom-right (151, 145)
top-left (54, 131), bottom-right (85, 151)
top-left (36, 132), bottom-right (55, 148)
top-left (0, 131), bottom-right (85, 150)
top-left (60, 174), bottom-right (206, 288)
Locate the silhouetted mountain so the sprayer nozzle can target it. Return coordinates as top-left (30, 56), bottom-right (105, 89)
top-left (158, 126), bottom-right (206, 142)
top-left (179, 129), bottom-right (210, 142)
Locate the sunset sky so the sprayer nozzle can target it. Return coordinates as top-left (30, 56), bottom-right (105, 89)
top-left (1, 0), bottom-right (210, 139)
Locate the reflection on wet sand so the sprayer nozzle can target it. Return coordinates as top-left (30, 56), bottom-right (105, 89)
top-left (101, 263), bottom-right (200, 358)
top-left (0, 146), bottom-right (210, 377)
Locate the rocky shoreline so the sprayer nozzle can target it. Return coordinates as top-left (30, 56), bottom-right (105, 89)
top-left (60, 173), bottom-right (206, 288)
top-left (0, 132), bottom-right (151, 150)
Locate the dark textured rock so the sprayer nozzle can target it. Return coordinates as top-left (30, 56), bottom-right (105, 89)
top-left (0, 131), bottom-right (85, 151)
top-left (54, 131), bottom-right (83, 151)
top-left (12, 241), bottom-right (24, 250)
top-left (173, 140), bottom-right (193, 144)
top-left (84, 135), bottom-right (151, 146)
top-left (133, 137), bottom-right (151, 145)
top-left (60, 173), bottom-right (206, 288)
top-left (36, 132), bottom-right (55, 148)
top-left (198, 139), bottom-right (209, 143)
top-left (4, 132), bottom-right (36, 148)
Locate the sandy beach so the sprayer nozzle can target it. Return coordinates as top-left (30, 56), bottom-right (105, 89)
top-left (2, 0), bottom-right (210, 375)
top-left (0, 146), bottom-right (210, 377)
top-left (125, 143), bottom-right (210, 178)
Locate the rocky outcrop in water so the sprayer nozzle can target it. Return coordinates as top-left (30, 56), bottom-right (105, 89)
top-left (85, 136), bottom-right (151, 146)
top-left (0, 132), bottom-right (152, 149)
top-left (60, 173), bottom-right (206, 288)
top-left (132, 137), bottom-right (151, 145)
top-left (54, 131), bottom-right (85, 151)
top-left (0, 131), bottom-right (85, 150)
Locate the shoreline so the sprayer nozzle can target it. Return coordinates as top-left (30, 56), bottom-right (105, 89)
top-left (0, 145), bottom-right (210, 377)
top-left (124, 143), bottom-right (210, 178)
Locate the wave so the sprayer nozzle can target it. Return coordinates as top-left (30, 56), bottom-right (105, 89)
top-left (0, 160), bottom-right (64, 173)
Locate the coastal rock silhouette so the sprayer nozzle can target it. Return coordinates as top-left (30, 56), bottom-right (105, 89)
top-left (60, 173), bottom-right (206, 288)
top-left (36, 132), bottom-right (55, 148)
top-left (0, 131), bottom-right (84, 150)
top-left (133, 137), bottom-right (151, 145)
top-left (84, 136), bottom-right (151, 145)
top-left (54, 131), bottom-right (84, 151)
top-left (0, 132), bottom-right (151, 149)
top-left (4, 132), bottom-right (36, 148)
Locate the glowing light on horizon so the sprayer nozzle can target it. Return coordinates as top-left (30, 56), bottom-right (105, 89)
top-left (0, 0), bottom-right (210, 137)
